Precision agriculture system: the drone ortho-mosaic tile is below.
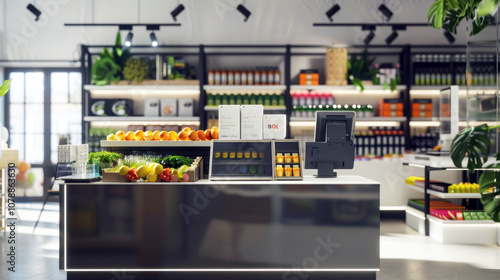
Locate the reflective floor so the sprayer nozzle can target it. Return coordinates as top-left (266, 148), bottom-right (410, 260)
top-left (0, 204), bottom-right (499, 280)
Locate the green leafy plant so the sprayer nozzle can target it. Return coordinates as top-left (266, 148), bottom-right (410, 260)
top-left (91, 57), bottom-right (121, 86)
top-left (346, 51), bottom-right (397, 92)
top-left (91, 32), bottom-right (131, 85)
top-left (123, 58), bottom-right (149, 83)
top-left (427, 0), bottom-right (498, 35)
top-left (88, 151), bottom-right (123, 171)
top-left (451, 124), bottom-right (500, 221)
top-left (0, 80), bottom-right (11, 97)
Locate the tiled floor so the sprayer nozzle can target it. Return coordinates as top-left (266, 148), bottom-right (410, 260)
top-left (0, 203), bottom-right (499, 280)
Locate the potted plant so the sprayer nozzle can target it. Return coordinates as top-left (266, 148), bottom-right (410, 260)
top-left (346, 51), bottom-right (397, 92)
top-left (451, 124), bottom-right (500, 223)
top-left (91, 32), bottom-right (131, 85)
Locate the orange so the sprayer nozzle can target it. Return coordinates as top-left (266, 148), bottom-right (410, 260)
top-left (115, 130), bottom-right (126, 140)
top-left (182, 127), bottom-right (191, 133)
top-left (144, 131), bottom-right (154, 141)
top-left (168, 131), bottom-right (178, 141)
top-left (211, 129), bottom-right (219, 139)
top-left (197, 130), bottom-right (206, 141)
top-left (18, 161), bottom-right (31, 173)
top-left (125, 131), bottom-right (135, 140)
top-left (211, 126), bottom-right (218, 130)
top-left (205, 129), bottom-right (212, 140)
top-left (188, 130), bottom-right (198, 141)
top-left (159, 131), bottom-right (169, 141)
top-left (178, 131), bottom-right (188, 141)
top-left (134, 130), bottom-right (144, 141)
top-left (153, 130), bottom-right (161, 140)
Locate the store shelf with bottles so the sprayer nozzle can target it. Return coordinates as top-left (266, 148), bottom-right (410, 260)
top-left (405, 183), bottom-right (481, 199)
top-left (84, 84), bottom-right (201, 99)
top-left (290, 85), bottom-right (406, 94)
top-left (204, 85), bottom-right (286, 94)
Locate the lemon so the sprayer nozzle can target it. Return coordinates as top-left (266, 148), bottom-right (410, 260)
top-left (148, 162), bottom-right (157, 173)
top-left (153, 163), bottom-right (163, 175)
top-left (119, 165), bottom-right (130, 176)
top-left (136, 165), bottom-right (149, 178)
top-left (144, 131), bottom-right (154, 141)
top-left (146, 172), bottom-right (157, 182)
top-left (107, 133), bottom-right (117, 141)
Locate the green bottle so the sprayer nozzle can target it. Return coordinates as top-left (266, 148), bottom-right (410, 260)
top-left (271, 94), bottom-right (278, 106)
top-left (222, 94), bottom-right (229, 105)
top-left (214, 94), bottom-right (221, 106)
top-left (236, 94), bottom-right (243, 105)
top-left (278, 94), bottom-right (285, 106)
top-left (243, 94), bottom-right (250, 105)
top-left (257, 94), bottom-right (264, 105)
top-left (207, 94), bottom-right (214, 106)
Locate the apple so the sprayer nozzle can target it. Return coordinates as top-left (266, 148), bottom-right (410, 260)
top-left (171, 175), bottom-right (178, 182)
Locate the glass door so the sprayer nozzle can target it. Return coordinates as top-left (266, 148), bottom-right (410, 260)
top-left (5, 68), bottom-right (81, 201)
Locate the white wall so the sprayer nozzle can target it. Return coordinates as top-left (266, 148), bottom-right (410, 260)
top-left (0, 0), bottom-right (497, 61)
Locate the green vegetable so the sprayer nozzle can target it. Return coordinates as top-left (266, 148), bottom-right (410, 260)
top-left (88, 151), bottom-right (124, 170)
top-left (123, 58), bottom-right (149, 83)
top-left (155, 156), bottom-right (193, 169)
top-left (91, 57), bottom-right (121, 86)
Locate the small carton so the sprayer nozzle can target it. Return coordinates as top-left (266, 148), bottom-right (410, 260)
top-left (263, 114), bottom-right (286, 139)
top-left (160, 99), bottom-right (177, 116)
top-left (219, 105), bottom-right (241, 140)
top-left (144, 98), bottom-right (160, 116)
top-left (178, 98), bottom-right (194, 116)
top-left (241, 105), bottom-right (263, 140)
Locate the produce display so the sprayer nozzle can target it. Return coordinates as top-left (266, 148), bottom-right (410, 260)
top-left (430, 209), bottom-right (492, 221)
top-left (108, 154), bottom-right (198, 183)
top-left (447, 182), bottom-right (480, 193)
top-left (106, 126), bottom-right (219, 141)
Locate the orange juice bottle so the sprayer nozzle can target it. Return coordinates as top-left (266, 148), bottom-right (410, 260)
top-left (292, 153), bottom-right (299, 163)
top-left (276, 153), bottom-right (284, 163)
top-left (276, 165), bottom-right (284, 177)
top-left (284, 153), bottom-right (292, 163)
top-left (284, 165), bottom-right (292, 177)
top-left (293, 166), bottom-right (300, 177)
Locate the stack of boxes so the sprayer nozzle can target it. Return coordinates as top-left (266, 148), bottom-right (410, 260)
top-left (379, 98), bottom-right (404, 117)
top-left (299, 70), bottom-right (319, 86)
top-left (412, 99), bottom-right (433, 118)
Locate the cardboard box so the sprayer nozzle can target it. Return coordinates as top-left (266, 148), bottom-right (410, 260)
top-left (89, 99), bottom-right (107, 116)
top-left (241, 105), bottom-right (263, 140)
top-left (178, 98), bottom-right (194, 116)
top-left (263, 114), bottom-right (286, 139)
top-left (144, 98), bottom-right (160, 116)
top-left (219, 105), bottom-right (241, 140)
top-left (160, 99), bottom-right (177, 116)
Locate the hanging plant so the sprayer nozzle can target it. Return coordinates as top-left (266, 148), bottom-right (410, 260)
top-left (427, 0), bottom-right (498, 35)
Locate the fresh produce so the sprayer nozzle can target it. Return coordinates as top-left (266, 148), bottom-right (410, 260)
top-left (91, 57), bottom-right (121, 85)
top-left (182, 173), bottom-right (189, 182)
top-left (155, 156), bottom-right (193, 169)
top-left (171, 175), bottom-right (179, 182)
top-left (88, 151), bottom-right (123, 171)
top-left (126, 168), bottom-right (139, 182)
top-left (136, 165), bottom-right (149, 178)
top-left (119, 165), bottom-right (130, 176)
top-left (105, 127), bottom-right (218, 141)
top-left (123, 58), bottom-right (149, 83)
top-left (448, 182), bottom-right (480, 193)
top-left (146, 172), bottom-right (157, 182)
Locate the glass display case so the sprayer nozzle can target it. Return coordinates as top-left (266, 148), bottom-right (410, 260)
top-left (209, 140), bottom-right (274, 180)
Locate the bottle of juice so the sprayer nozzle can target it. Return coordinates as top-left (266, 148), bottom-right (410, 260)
top-left (292, 153), bottom-right (299, 163)
top-left (276, 165), bottom-right (284, 177)
top-left (276, 153), bottom-right (284, 163)
top-left (284, 153), bottom-right (292, 163)
top-left (284, 165), bottom-right (292, 177)
top-left (293, 166), bottom-right (300, 177)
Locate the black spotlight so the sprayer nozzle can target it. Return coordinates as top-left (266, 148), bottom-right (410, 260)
top-left (124, 32), bottom-right (134, 47)
top-left (364, 31), bottom-right (375, 45)
top-left (237, 4), bottom-right (251, 22)
top-left (325, 4), bottom-right (341, 22)
top-left (444, 30), bottom-right (455, 43)
top-left (171, 4), bottom-right (185, 21)
top-left (150, 32), bottom-right (158, 47)
top-left (27, 4), bottom-right (41, 21)
top-left (378, 4), bottom-right (393, 21)
top-left (385, 31), bottom-right (398, 45)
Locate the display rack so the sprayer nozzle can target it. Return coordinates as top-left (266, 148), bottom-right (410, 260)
top-left (403, 157), bottom-right (499, 244)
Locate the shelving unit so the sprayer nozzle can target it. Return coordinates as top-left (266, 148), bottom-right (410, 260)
top-left (204, 106), bottom-right (286, 111)
top-left (204, 85), bottom-right (286, 94)
top-left (290, 85), bottom-right (407, 94)
top-left (403, 157), bottom-right (499, 244)
top-left (100, 140), bottom-right (211, 148)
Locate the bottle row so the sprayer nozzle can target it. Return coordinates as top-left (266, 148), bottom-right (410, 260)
top-left (411, 132), bottom-right (439, 153)
top-left (292, 104), bottom-right (375, 118)
top-left (354, 128), bottom-right (405, 157)
top-left (208, 67), bottom-right (281, 85)
top-left (413, 54), bottom-right (496, 63)
top-left (291, 91), bottom-right (335, 107)
top-left (414, 66), bottom-right (497, 86)
top-left (206, 93), bottom-right (286, 106)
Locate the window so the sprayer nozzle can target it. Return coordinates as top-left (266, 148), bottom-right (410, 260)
top-left (5, 69), bottom-right (81, 199)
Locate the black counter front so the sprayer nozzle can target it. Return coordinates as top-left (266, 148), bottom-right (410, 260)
top-left (60, 176), bottom-right (380, 280)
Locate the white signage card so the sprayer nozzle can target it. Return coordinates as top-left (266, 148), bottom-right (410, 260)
top-left (263, 114), bottom-right (286, 139)
top-left (241, 105), bottom-right (263, 140)
top-left (219, 105), bottom-right (241, 140)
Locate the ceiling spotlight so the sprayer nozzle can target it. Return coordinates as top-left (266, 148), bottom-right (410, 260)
top-left (378, 4), bottom-right (393, 21)
top-left (124, 32), bottom-right (133, 47)
top-left (237, 4), bottom-right (251, 22)
top-left (444, 30), bottom-right (455, 43)
top-left (150, 32), bottom-right (158, 47)
top-left (364, 31), bottom-right (375, 45)
top-left (27, 4), bottom-right (41, 21)
top-left (385, 31), bottom-right (398, 45)
top-left (325, 4), bottom-right (341, 22)
top-left (171, 4), bottom-right (185, 22)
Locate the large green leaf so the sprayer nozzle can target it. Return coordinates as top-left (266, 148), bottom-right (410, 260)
top-left (477, 0), bottom-right (499, 16)
top-left (450, 123), bottom-right (491, 173)
top-left (91, 57), bottom-right (121, 85)
top-left (471, 14), bottom-right (489, 35)
top-left (428, 0), bottom-right (447, 29)
top-left (478, 170), bottom-right (500, 222)
top-left (0, 80), bottom-right (11, 97)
